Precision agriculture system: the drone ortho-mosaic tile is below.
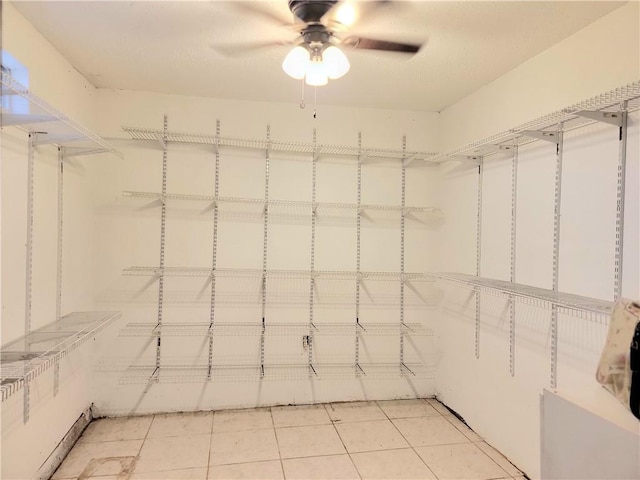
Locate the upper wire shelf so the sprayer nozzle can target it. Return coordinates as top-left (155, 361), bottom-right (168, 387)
top-left (122, 127), bottom-right (437, 164)
top-left (431, 81), bottom-right (640, 163)
top-left (0, 311), bottom-right (122, 401)
top-left (1, 72), bottom-right (122, 158)
top-left (431, 272), bottom-right (613, 323)
top-left (122, 266), bottom-right (434, 282)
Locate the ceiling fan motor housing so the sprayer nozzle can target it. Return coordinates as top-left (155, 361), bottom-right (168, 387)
top-left (289, 0), bottom-right (339, 24)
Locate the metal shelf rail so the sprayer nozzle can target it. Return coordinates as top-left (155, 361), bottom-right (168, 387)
top-left (121, 190), bottom-right (441, 216)
top-left (0, 311), bottom-right (122, 402)
top-left (431, 273), bottom-right (613, 323)
top-left (118, 321), bottom-right (433, 337)
top-left (122, 126), bottom-right (437, 165)
top-left (122, 266), bottom-right (434, 282)
top-left (1, 72), bottom-right (122, 158)
top-left (119, 362), bottom-right (434, 384)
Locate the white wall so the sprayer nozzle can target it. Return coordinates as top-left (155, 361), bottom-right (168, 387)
top-left (90, 89), bottom-right (442, 415)
top-left (435, 3), bottom-right (640, 478)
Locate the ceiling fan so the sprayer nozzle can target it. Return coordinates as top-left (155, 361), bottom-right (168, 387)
top-left (222, 0), bottom-right (425, 86)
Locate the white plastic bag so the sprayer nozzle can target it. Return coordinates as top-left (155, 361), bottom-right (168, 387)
top-left (596, 299), bottom-right (640, 419)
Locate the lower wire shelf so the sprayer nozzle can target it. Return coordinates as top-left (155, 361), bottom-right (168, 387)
top-left (119, 362), bottom-right (434, 384)
top-left (119, 321), bottom-right (434, 337)
top-left (1, 311), bottom-right (122, 401)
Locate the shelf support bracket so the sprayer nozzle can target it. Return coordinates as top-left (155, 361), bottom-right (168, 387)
top-left (63, 147), bottom-right (109, 158)
top-left (575, 110), bottom-right (624, 127)
top-left (402, 153), bottom-right (418, 167)
top-left (400, 362), bottom-right (415, 376)
top-left (34, 134), bottom-right (86, 146)
top-left (520, 130), bottom-right (558, 143)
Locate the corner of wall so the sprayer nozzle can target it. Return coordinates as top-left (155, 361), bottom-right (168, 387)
top-left (439, 1), bottom-right (639, 150)
top-left (3, 1), bottom-right (98, 128)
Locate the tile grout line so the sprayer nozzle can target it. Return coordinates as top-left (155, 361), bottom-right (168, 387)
top-left (202, 443), bottom-right (480, 466)
top-left (206, 410), bottom-right (215, 480)
top-left (270, 406), bottom-right (287, 480)
top-left (323, 403), bottom-right (363, 480)
top-left (125, 414), bottom-right (155, 480)
top-left (427, 399), bottom-right (520, 478)
top-left (376, 398), bottom-right (441, 480)
top-left (438, 405), bottom-right (516, 477)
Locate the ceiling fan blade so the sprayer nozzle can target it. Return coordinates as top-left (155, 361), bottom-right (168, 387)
top-left (211, 40), bottom-right (293, 58)
top-left (322, 1), bottom-right (394, 30)
top-left (229, 1), bottom-right (296, 28)
top-left (342, 36), bottom-right (423, 54)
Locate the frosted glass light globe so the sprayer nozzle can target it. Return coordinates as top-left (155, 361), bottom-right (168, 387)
top-left (305, 60), bottom-right (328, 86)
top-left (323, 46), bottom-right (350, 79)
top-left (282, 46), bottom-right (310, 80)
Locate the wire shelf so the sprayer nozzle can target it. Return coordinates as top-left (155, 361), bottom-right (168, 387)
top-left (122, 127), bottom-right (437, 164)
top-left (431, 272), bottom-right (613, 323)
top-left (121, 191), bottom-right (441, 216)
top-left (119, 321), bottom-right (433, 337)
top-left (122, 266), bottom-right (435, 282)
top-left (0, 311), bottom-right (122, 401)
top-left (431, 81), bottom-right (640, 163)
top-left (118, 362), bottom-right (433, 384)
top-left (1, 72), bottom-right (122, 158)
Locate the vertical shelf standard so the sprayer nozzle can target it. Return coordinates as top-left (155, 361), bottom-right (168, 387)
top-left (355, 132), bottom-right (364, 375)
top-left (307, 130), bottom-right (318, 376)
top-left (475, 156), bottom-right (484, 359)
top-left (153, 115), bottom-right (169, 382)
top-left (509, 144), bottom-right (518, 377)
top-left (260, 126), bottom-right (271, 378)
top-left (208, 120), bottom-right (221, 379)
top-left (400, 136), bottom-right (409, 374)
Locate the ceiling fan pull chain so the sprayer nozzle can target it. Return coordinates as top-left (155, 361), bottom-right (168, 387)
top-left (314, 86), bottom-right (317, 119)
top-left (300, 78), bottom-right (306, 109)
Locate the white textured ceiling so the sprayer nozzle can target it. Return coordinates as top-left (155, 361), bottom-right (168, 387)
top-left (12, 0), bottom-right (624, 111)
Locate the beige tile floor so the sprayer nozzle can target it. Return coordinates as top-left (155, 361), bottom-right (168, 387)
top-left (52, 398), bottom-right (526, 480)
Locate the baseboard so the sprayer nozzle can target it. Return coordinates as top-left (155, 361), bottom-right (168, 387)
top-left (36, 406), bottom-right (93, 480)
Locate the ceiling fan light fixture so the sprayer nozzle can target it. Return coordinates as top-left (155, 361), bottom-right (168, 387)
top-left (282, 42), bottom-right (350, 85)
top-left (282, 45), bottom-right (310, 80)
top-left (322, 45), bottom-right (350, 79)
top-left (305, 59), bottom-right (329, 86)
